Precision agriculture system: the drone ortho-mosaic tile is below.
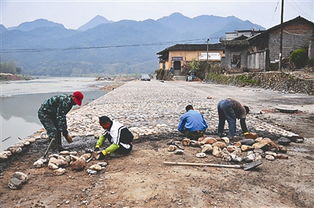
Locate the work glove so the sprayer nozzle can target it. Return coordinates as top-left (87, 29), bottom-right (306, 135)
top-left (97, 150), bottom-right (108, 160)
top-left (65, 134), bottom-right (73, 143)
top-left (62, 130), bottom-right (68, 137)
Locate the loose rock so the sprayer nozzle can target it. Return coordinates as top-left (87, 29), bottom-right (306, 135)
top-left (60, 151), bottom-right (70, 155)
top-left (174, 149), bottom-right (184, 155)
top-left (190, 140), bottom-right (201, 147)
top-left (87, 169), bottom-right (98, 175)
top-left (80, 153), bottom-right (92, 160)
top-left (265, 155), bottom-right (275, 161)
top-left (182, 138), bottom-right (191, 146)
top-left (196, 153), bottom-right (207, 158)
top-left (240, 139), bottom-right (255, 146)
top-left (277, 137), bottom-right (291, 146)
top-left (48, 163), bottom-right (59, 170)
top-left (0, 151), bottom-right (12, 160)
top-left (212, 146), bottom-right (223, 158)
top-left (8, 172), bottom-right (28, 190)
top-left (241, 145), bottom-right (254, 152)
top-left (168, 145), bottom-right (177, 152)
top-left (33, 158), bottom-right (48, 168)
top-left (97, 162), bottom-right (108, 167)
top-left (221, 137), bottom-right (230, 144)
top-left (200, 137), bottom-right (217, 145)
top-left (277, 145), bottom-right (288, 153)
top-left (226, 145), bottom-right (237, 153)
top-left (276, 154), bottom-right (289, 159)
top-left (212, 142), bottom-right (227, 149)
top-left (71, 158), bottom-right (86, 171)
top-left (201, 144), bottom-right (213, 153)
top-left (89, 164), bottom-right (103, 171)
top-left (54, 168), bottom-right (66, 176)
top-left (265, 151), bottom-right (277, 157)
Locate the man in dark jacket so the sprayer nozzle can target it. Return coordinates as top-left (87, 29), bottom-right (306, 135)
top-left (178, 105), bottom-right (208, 140)
top-left (217, 98), bottom-right (250, 139)
top-left (95, 116), bottom-right (133, 159)
top-left (38, 91), bottom-right (84, 151)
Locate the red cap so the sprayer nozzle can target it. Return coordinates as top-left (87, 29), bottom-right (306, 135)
top-left (72, 91), bottom-right (84, 106)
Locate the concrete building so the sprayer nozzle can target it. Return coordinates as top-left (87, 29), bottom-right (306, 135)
top-left (222, 16), bottom-right (314, 71)
top-left (222, 29), bottom-right (265, 41)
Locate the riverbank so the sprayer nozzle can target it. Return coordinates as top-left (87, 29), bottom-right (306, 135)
top-left (1, 80), bottom-right (313, 207)
top-left (0, 73), bottom-right (32, 81)
top-left (0, 77), bottom-right (121, 151)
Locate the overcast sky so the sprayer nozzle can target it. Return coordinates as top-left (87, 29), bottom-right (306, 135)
top-left (1, 0), bottom-right (313, 29)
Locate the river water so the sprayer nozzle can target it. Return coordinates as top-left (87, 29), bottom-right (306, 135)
top-left (0, 77), bottom-right (109, 151)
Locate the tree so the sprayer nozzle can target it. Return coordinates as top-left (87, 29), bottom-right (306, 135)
top-left (186, 60), bottom-right (210, 80)
top-left (289, 48), bottom-right (308, 69)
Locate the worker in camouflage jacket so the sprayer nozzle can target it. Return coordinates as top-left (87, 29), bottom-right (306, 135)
top-left (38, 91), bottom-right (84, 151)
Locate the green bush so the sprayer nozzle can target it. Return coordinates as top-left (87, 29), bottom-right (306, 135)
top-left (289, 48), bottom-right (308, 69)
top-left (186, 60), bottom-right (210, 80)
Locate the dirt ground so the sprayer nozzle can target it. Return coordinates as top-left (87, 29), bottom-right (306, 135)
top-left (1, 81), bottom-right (314, 208)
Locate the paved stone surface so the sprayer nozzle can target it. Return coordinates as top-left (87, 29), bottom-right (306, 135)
top-left (67, 80), bottom-right (298, 139)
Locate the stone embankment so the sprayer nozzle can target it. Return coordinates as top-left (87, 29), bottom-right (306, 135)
top-left (0, 80), bottom-right (299, 162)
top-left (207, 71), bottom-right (314, 95)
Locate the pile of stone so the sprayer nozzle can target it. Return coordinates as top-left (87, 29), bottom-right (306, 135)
top-left (33, 150), bottom-right (107, 176)
top-left (86, 162), bottom-right (107, 175)
top-left (168, 135), bottom-right (303, 163)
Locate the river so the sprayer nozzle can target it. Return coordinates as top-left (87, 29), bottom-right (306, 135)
top-left (0, 77), bottom-right (109, 151)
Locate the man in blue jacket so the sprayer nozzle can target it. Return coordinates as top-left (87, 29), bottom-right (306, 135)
top-left (178, 105), bottom-right (208, 140)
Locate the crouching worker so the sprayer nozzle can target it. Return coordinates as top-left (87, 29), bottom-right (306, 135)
top-left (38, 91), bottom-right (84, 152)
top-left (95, 116), bottom-right (133, 159)
top-left (217, 98), bottom-right (254, 139)
top-left (178, 105), bottom-right (208, 140)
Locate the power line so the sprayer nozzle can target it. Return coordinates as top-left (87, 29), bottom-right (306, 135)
top-left (270, 0), bottom-right (280, 26)
top-left (0, 37), bottom-right (222, 54)
top-left (290, 0), bottom-right (313, 18)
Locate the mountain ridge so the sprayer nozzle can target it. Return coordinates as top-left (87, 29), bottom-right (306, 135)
top-left (1, 13), bottom-right (265, 76)
top-left (78, 15), bottom-right (113, 31)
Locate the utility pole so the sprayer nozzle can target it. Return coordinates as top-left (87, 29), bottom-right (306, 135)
top-left (279, 0), bottom-right (284, 71)
top-left (206, 38), bottom-right (210, 62)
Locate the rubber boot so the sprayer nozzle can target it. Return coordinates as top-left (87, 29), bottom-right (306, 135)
top-left (55, 134), bottom-right (64, 152)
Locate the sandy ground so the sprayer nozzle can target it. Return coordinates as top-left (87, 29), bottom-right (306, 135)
top-left (0, 80), bottom-right (313, 208)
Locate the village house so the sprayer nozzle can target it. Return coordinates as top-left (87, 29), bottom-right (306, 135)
top-left (221, 29), bottom-right (265, 41)
top-left (222, 16), bottom-right (314, 71)
top-left (157, 44), bottom-right (224, 76)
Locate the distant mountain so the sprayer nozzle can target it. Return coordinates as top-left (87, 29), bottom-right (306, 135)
top-left (0, 24), bottom-right (7, 33)
top-left (78, 15), bottom-right (113, 31)
top-left (9, 19), bottom-right (65, 31)
top-left (1, 13), bottom-right (265, 76)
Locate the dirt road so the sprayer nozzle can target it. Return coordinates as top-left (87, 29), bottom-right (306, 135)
top-left (0, 80), bottom-right (313, 208)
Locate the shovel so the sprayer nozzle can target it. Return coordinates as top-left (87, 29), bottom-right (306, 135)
top-left (42, 138), bottom-right (55, 158)
top-left (163, 160), bottom-right (262, 171)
